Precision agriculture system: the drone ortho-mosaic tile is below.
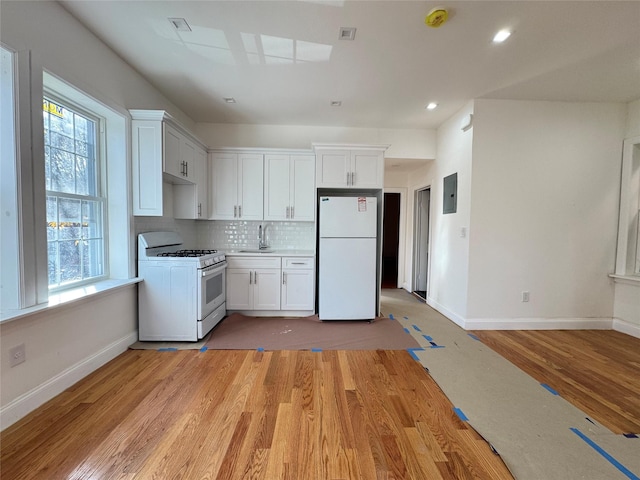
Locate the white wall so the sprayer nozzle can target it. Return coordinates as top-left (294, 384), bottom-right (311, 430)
top-left (626, 99), bottom-right (640, 138)
top-left (467, 99), bottom-right (627, 325)
top-left (0, 1), bottom-right (196, 428)
top-left (195, 123), bottom-right (436, 160)
top-left (398, 103), bottom-right (474, 323)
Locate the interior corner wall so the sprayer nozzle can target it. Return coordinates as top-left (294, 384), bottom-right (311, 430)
top-left (467, 99), bottom-right (627, 323)
top-left (407, 101), bottom-right (474, 324)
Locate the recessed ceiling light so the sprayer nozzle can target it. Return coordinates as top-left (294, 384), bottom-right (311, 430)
top-left (331, 101), bottom-right (342, 107)
top-left (493, 29), bottom-right (512, 43)
top-left (168, 17), bottom-right (192, 32)
top-left (339, 27), bottom-right (356, 41)
top-left (223, 97), bottom-right (236, 103)
top-left (426, 102), bottom-right (438, 110)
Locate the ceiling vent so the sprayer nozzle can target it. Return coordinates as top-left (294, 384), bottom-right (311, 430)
top-left (339, 27), bottom-right (356, 41)
top-left (169, 18), bottom-right (192, 32)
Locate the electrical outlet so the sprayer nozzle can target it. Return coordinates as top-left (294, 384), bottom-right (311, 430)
top-left (522, 291), bottom-right (530, 303)
top-left (9, 343), bottom-right (26, 367)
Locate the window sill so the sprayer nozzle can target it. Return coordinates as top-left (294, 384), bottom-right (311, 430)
top-left (0, 278), bottom-right (142, 324)
top-left (609, 274), bottom-right (640, 286)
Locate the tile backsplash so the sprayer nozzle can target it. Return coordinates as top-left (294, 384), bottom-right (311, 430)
top-left (198, 221), bottom-right (316, 251)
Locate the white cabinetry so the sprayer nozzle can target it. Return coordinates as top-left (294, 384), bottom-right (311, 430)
top-left (209, 152), bottom-right (263, 220)
top-left (130, 109), bottom-right (208, 218)
top-left (264, 154), bottom-right (315, 221)
top-left (226, 256), bottom-right (281, 310)
top-left (281, 257), bottom-right (315, 310)
top-left (314, 145), bottom-right (387, 189)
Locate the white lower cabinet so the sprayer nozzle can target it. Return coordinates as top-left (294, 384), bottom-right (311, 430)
top-left (226, 255), bottom-right (315, 314)
top-left (226, 257), bottom-right (282, 311)
top-left (281, 257), bottom-right (315, 310)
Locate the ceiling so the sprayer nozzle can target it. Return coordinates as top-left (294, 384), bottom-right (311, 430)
top-left (59, 1), bottom-right (640, 131)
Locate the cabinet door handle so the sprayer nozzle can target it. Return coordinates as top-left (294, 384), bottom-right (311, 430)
top-left (198, 203), bottom-right (202, 217)
top-left (283, 272), bottom-right (286, 285)
top-left (234, 205), bottom-right (238, 218)
top-left (291, 206), bottom-right (294, 219)
top-left (249, 271), bottom-right (253, 284)
top-left (346, 172), bottom-right (350, 186)
top-left (253, 270), bottom-right (257, 284)
top-left (238, 205), bottom-right (242, 218)
top-left (286, 206), bottom-right (290, 219)
top-left (185, 161), bottom-right (188, 177)
top-left (291, 262), bottom-right (305, 265)
top-left (351, 172), bottom-right (355, 185)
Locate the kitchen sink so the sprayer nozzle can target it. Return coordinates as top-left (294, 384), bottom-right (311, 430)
top-left (239, 249), bottom-right (275, 253)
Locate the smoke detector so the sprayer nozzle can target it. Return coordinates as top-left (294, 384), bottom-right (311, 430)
top-left (425, 7), bottom-right (448, 28)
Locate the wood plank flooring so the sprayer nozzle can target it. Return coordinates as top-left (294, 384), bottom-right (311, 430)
top-left (1, 349), bottom-right (512, 480)
top-left (472, 329), bottom-right (640, 435)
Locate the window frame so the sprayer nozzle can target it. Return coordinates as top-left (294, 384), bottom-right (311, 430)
top-left (615, 135), bottom-right (640, 277)
top-left (42, 91), bottom-right (110, 291)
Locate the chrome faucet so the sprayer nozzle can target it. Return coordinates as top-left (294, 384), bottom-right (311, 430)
top-left (258, 224), bottom-right (270, 249)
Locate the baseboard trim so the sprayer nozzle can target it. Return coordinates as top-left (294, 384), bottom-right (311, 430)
top-left (464, 317), bottom-right (613, 331)
top-left (612, 318), bottom-right (640, 339)
top-left (426, 297), bottom-right (467, 329)
top-left (0, 331), bottom-right (137, 431)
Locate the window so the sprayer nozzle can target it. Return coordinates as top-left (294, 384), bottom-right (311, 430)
top-left (615, 136), bottom-right (640, 277)
top-left (43, 96), bottom-right (107, 289)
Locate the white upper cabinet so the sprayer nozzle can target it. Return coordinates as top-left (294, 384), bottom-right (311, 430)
top-left (264, 154), bottom-right (315, 221)
top-left (130, 109), bottom-right (208, 218)
top-left (209, 152), bottom-right (264, 220)
top-left (314, 145), bottom-right (387, 189)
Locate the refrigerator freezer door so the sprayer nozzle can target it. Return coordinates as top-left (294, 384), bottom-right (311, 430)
top-left (319, 196), bottom-right (377, 238)
top-left (319, 237), bottom-right (377, 320)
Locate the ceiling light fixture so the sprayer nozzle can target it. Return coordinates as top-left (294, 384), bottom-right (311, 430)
top-left (223, 97), bottom-right (236, 103)
top-left (168, 17), bottom-right (192, 32)
top-left (331, 101), bottom-right (342, 107)
top-left (426, 102), bottom-right (438, 110)
top-left (493, 29), bottom-right (512, 43)
top-left (339, 27), bottom-right (356, 41)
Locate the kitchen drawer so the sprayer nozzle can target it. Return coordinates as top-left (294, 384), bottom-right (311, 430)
top-left (226, 256), bottom-right (281, 269)
top-left (282, 257), bottom-right (314, 269)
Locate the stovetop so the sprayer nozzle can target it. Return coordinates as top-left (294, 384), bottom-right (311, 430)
top-left (138, 232), bottom-right (225, 268)
top-left (156, 249), bottom-right (219, 258)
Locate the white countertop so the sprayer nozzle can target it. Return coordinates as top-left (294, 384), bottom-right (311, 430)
top-left (225, 249), bottom-right (315, 257)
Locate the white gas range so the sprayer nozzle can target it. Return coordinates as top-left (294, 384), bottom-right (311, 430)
top-left (137, 231), bottom-right (226, 341)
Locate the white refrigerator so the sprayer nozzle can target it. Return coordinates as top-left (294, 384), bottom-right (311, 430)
top-left (318, 196), bottom-right (377, 320)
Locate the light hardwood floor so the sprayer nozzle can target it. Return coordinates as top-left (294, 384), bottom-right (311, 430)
top-left (1, 349), bottom-right (513, 479)
top-left (472, 329), bottom-right (640, 435)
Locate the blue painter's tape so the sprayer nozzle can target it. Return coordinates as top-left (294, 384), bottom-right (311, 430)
top-left (403, 328), bottom-right (410, 334)
top-left (257, 347), bottom-right (264, 352)
top-left (454, 407), bottom-right (469, 422)
top-left (199, 346), bottom-right (208, 352)
top-left (570, 428), bottom-right (640, 480)
top-left (158, 347), bottom-right (178, 352)
top-left (406, 348), bottom-right (425, 361)
top-left (467, 333), bottom-right (480, 341)
top-left (412, 325), bottom-right (422, 332)
top-left (389, 313), bottom-right (395, 320)
top-left (624, 433), bottom-right (638, 438)
top-left (423, 335), bottom-right (433, 341)
top-left (540, 383), bottom-right (560, 396)
top-left (430, 345), bottom-right (446, 349)
top-left (311, 348), bottom-right (322, 352)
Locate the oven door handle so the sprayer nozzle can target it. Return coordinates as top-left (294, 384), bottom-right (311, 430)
top-left (201, 262), bottom-right (227, 277)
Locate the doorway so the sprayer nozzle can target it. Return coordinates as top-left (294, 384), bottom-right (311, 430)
top-left (381, 192), bottom-right (401, 288)
top-left (413, 188), bottom-right (430, 301)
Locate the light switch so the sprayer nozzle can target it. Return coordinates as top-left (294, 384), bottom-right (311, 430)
top-left (460, 227), bottom-right (467, 238)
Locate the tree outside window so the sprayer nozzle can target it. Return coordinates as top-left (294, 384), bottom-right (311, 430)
top-left (43, 97), bottom-right (106, 288)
